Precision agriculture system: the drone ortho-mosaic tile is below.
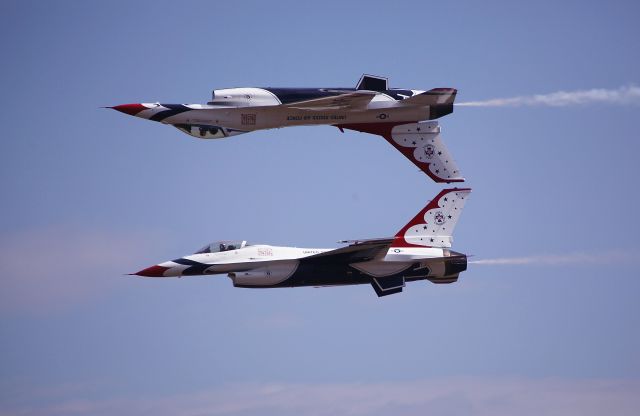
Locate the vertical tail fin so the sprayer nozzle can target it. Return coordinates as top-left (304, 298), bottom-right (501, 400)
top-left (392, 188), bottom-right (471, 248)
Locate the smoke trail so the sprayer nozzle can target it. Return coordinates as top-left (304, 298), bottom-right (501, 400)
top-left (456, 85), bottom-right (640, 107)
top-left (469, 251), bottom-right (636, 266)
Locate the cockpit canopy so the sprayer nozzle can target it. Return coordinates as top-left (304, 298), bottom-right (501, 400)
top-left (195, 240), bottom-right (248, 254)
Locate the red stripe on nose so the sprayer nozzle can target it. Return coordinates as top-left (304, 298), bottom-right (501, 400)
top-left (112, 103), bottom-right (147, 116)
top-left (132, 265), bottom-right (170, 277)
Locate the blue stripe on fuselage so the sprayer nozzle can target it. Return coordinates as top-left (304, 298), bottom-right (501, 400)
top-left (150, 104), bottom-right (192, 122)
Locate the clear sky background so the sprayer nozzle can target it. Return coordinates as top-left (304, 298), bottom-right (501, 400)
top-left (1, 1), bottom-right (639, 415)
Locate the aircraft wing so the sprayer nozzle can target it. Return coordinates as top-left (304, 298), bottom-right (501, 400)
top-left (283, 91), bottom-right (377, 110)
top-left (302, 238), bottom-right (393, 264)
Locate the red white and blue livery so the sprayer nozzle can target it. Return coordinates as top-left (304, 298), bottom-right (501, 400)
top-left (132, 188), bottom-right (471, 297)
top-left (111, 74), bottom-right (464, 183)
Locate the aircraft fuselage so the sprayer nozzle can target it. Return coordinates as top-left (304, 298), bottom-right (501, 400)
top-left (113, 86), bottom-right (452, 140)
top-left (132, 187), bottom-right (471, 297)
top-left (135, 243), bottom-right (465, 290)
top-left (111, 77), bottom-right (463, 183)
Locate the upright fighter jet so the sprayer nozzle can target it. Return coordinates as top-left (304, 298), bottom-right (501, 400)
top-left (111, 75), bottom-right (463, 183)
top-left (132, 188), bottom-right (470, 297)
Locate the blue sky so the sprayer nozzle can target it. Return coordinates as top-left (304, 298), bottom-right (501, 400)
top-left (1, 1), bottom-right (639, 414)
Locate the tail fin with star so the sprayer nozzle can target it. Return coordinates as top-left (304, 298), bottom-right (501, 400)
top-left (391, 188), bottom-right (471, 249)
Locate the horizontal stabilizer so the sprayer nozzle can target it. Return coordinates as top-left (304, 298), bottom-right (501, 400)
top-left (400, 88), bottom-right (457, 106)
top-left (399, 88), bottom-right (456, 119)
top-left (371, 275), bottom-right (405, 297)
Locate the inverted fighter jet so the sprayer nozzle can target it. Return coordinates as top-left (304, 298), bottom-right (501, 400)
top-left (111, 75), bottom-right (463, 183)
top-left (132, 188), bottom-right (470, 297)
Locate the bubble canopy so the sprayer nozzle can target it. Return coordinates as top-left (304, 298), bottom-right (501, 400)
top-left (195, 240), bottom-right (248, 254)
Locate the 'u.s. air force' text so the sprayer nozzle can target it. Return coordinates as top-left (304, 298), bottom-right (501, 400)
top-left (286, 114), bottom-right (346, 121)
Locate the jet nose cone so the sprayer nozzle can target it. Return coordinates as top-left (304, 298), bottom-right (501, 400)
top-left (131, 265), bottom-right (170, 277)
top-left (111, 103), bottom-right (147, 116)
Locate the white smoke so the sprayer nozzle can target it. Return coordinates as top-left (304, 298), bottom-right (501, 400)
top-left (469, 251), bottom-right (636, 266)
top-left (456, 85), bottom-right (640, 107)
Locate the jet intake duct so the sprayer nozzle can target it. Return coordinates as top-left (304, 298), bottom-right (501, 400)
top-left (173, 124), bottom-right (246, 140)
top-left (228, 262), bottom-right (299, 287)
top-left (229, 271), bottom-right (273, 279)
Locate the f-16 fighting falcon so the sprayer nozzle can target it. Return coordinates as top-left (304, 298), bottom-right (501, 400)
top-left (111, 75), bottom-right (463, 183)
top-left (132, 188), bottom-right (470, 297)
